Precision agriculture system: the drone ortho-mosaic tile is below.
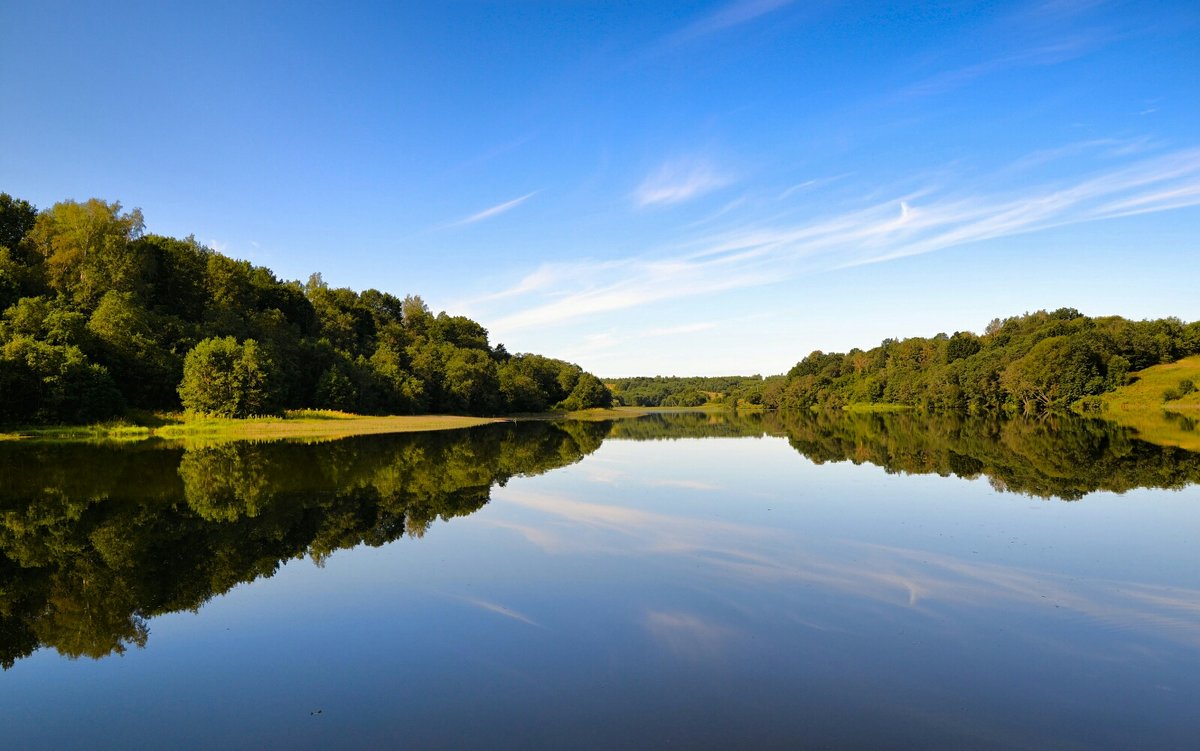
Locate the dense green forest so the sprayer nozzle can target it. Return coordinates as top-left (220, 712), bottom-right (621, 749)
top-left (763, 308), bottom-right (1200, 414)
top-left (607, 375), bottom-right (780, 408)
top-left (0, 193), bottom-right (611, 424)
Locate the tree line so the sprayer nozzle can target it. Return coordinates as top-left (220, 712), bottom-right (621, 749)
top-left (762, 308), bottom-right (1200, 414)
top-left (0, 193), bottom-right (612, 423)
top-left (607, 374), bottom-right (778, 408)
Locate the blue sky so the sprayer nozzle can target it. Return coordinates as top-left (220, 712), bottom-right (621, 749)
top-left (2, 1), bottom-right (1198, 376)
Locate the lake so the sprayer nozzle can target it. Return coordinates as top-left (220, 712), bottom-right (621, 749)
top-left (1, 411), bottom-right (1198, 749)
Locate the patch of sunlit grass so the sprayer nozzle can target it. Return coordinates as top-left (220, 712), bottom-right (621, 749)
top-left (1093, 355), bottom-right (1200, 452)
top-left (1, 412), bottom-right (503, 444)
top-left (841, 403), bottom-right (912, 413)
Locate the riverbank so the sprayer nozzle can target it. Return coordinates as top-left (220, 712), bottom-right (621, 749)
top-left (1091, 355), bottom-right (1200, 452)
top-left (0, 407), bottom-right (653, 444)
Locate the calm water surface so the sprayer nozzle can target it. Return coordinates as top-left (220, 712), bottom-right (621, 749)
top-left (1, 412), bottom-right (1198, 749)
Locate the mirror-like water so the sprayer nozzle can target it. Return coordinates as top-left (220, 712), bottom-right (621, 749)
top-left (1, 412), bottom-right (1197, 749)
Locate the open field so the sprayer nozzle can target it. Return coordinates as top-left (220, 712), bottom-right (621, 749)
top-left (0, 407), bottom-right (655, 445)
top-left (0, 410), bottom-right (504, 444)
top-left (563, 407), bottom-right (650, 421)
top-left (840, 403), bottom-right (913, 413)
top-left (1094, 355), bottom-right (1200, 452)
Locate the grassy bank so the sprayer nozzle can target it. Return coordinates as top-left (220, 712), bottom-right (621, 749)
top-left (839, 403), bottom-right (913, 413)
top-left (1091, 355), bottom-right (1200, 452)
top-left (0, 407), bottom-right (655, 444)
top-left (0, 410), bottom-right (504, 444)
top-left (564, 407), bottom-right (650, 421)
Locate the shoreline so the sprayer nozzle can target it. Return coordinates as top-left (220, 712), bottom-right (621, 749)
top-left (0, 407), bottom-right (654, 445)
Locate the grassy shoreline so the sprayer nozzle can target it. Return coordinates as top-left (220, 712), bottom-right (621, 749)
top-left (0, 407), bottom-right (653, 444)
top-left (1090, 355), bottom-right (1200, 452)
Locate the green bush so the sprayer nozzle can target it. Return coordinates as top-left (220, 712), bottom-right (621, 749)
top-left (0, 336), bottom-right (123, 423)
top-left (178, 337), bottom-right (279, 417)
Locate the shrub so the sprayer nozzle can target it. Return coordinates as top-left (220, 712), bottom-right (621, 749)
top-left (178, 337), bottom-right (279, 417)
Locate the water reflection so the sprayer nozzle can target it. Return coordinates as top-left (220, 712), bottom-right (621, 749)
top-left (493, 483), bottom-right (1200, 651)
top-left (614, 410), bottom-right (1200, 499)
top-left (0, 421), bottom-right (608, 668)
top-left (3, 411), bottom-right (1199, 749)
top-left (0, 409), bottom-right (1197, 671)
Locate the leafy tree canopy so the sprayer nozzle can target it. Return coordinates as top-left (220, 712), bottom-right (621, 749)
top-left (766, 309), bottom-right (1200, 414)
top-left (0, 192), bottom-right (612, 424)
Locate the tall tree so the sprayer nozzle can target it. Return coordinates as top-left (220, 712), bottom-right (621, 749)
top-left (24, 199), bottom-right (146, 309)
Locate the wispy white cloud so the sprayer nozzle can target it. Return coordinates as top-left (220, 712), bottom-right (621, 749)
top-left (1020, 0), bottom-right (1110, 23)
top-left (667, 0), bottom-right (794, 45)
top-left (895, 34), bottom-right (1108, 100)
top-left (582, 330), bottom-right (621, 350)
top-left (775, 173), bottom-right (853, 201)
top-left (645, 322), bottom-right (719, 337)
top-left (635, 158), bottom-right (732, 207)
top-left (682, 196), bottom-right (751, 229)
top-left (470, 146), bottom-right (1200, 337)
top-left (1093, 182), bottom-right (1200, 218)
top-left (463, 263), bottom-right (588, 307)
top-left (456, 191), bottom-right (538, 225)
top-left (997, 137), bottom-right (1154, 176)
top-left (888, 0), bottom-right (1121, 104)
top-left (545, 321), bottom-right (721, 366)
top-left (487, 260), bottom-right (765, 333)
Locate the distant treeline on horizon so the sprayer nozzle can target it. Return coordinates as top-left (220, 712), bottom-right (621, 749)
top-left (606, 375), bottom-right (772, 408)
top-left (611, 309), bottom-right (1200, 414)
top-left (0, 193), bottom-right (611, 424)
top-left (765, 308), bottom-right (1200, 414)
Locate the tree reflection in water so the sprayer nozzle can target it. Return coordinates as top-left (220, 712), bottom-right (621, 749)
top-left (611, 410), bottom-right (1200, 499)
top-left (0, 420), bottom-right (608, 668)
top-left (1, 410), bottom-right (1196, 668)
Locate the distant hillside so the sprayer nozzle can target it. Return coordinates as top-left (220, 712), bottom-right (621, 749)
top-left (763, 308), bottom-right (1200, 415)
top-left (1094, 355), bottom-right (1200, 452)
top-left (605, 375), bottom-right (783, 409)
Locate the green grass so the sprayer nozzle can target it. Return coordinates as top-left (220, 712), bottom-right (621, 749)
top-left (564, 406), bottom-right (650, 421)
top-left (626, 404), bottom-right (732, 413)
top-left (0, 406), bottom-right (653, 445)
top-left (0, 420), bottom-right (153, 442)
top-left (0, 410), bottom-right (502, 445)
top-left (1092, 355), bottom-right (1200, 451)
top-left (840, 402), bottom-right (913, 413)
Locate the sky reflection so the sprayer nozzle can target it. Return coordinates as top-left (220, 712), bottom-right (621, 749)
top-left (490, 438), bottom-right (1200, 651)
top-left (2, 420), bottom-right (1198, 749)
